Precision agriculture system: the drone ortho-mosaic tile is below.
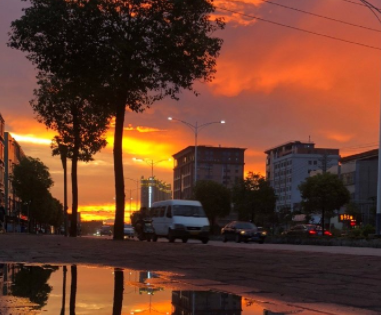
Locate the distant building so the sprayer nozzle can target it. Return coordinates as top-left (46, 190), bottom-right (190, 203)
top-left (265, 141), bottom-right (340, 212)
top-left (340, 149), bottom-right (378, 225)
top-left (140, 177), bottom-right (172, 208)
top-left (4, 132), bottom-right (25, 219)
top-left (172, 145), bottom-right (246, 199)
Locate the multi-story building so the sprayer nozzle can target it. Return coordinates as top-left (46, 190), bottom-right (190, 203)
top-left (140, 177), bottom-right (172, 208)
top-left (340, 149), bottom-right (378, 224)
top-left (172, 145), bottom-right (246, 199)
top-left (0, 114), bottom-right (5, 207)
top-left (4, 132), bottom-right (25, 219)
top-left (265, 141), bottom-right (340, 212)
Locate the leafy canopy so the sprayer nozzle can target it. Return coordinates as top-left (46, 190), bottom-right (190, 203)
top-left (9, 0), bottom-right (225, 109)
top-left (193, 180), bottom-right (231, 230)
top-left (231, 172), bottom-right (276, 224)
top-left (299, 172), bottom-right (350, 215)
top-left (8, 0), bottom-right (225, 239)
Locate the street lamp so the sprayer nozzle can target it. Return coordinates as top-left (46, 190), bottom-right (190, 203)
top-left (125, 177), bottom-right (140, 211)
top-left (132, 158), bottom-right (171, 178)
top-left (168, 117), bottom-right (225, 183)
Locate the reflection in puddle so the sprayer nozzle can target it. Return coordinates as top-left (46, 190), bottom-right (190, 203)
top-left (0, 263), bottom-right (293, 315)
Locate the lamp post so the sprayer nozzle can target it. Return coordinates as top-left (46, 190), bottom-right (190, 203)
top-left (168, 117), bottom-right (225, 183)
top-left (132, 158), bottom-right (171, 179)
top-left (125, 177), bottom-right (140, 211)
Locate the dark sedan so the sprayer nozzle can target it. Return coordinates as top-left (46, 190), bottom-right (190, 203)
top-left (283, 224), bottom-right (332, 236)
top-left (221, 221), bottom-right (265, 244)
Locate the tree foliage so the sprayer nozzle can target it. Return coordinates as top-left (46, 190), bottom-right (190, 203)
top-left (9, 0), bottom-right (224, 240)
top-left (231, 172), bottom-right (276, 226)
top-left (12, 156), bottom-right (55, 228)
top-left (30, 73), bottom-right (110, 237)
top-left (192, 180), bottom-right (231, 233)
top-left (299, 172), bottom-right (350, 233)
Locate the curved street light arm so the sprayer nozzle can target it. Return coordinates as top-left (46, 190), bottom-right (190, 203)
top-left (198, 120), bottom-right (226, 132)
top-left (168, 117), bottom-right (196, 132)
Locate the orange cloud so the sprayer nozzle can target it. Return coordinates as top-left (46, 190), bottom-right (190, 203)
top-left (123, 124), bottom-right (164, 133)
top-left (213, 0), bottom-right (263, 26)
top-left (12, 133), bottom-right (52, 145)
top-left (321, 132), bottom-right (354, 143)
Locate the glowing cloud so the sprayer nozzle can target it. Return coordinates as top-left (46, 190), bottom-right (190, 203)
top-left (11, 133), bottom-right (51, 145)
top-left (123, 124), bottom-right (163, 133)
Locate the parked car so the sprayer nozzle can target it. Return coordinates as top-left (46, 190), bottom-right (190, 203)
top-left (221, 221), bottom-right (265, 244)
top-left (99, 225), bottom-right (112, 236)
top-left (283, 224), bottom-right (332, 236)
top-left (123, 224), bottom-right (135, 238)
top-left (257, 227), bottom-right (268, 237)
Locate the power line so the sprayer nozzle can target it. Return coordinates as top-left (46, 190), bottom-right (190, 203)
top-left (216, 6), bottom-right (381, 51)
top-left (255, 0), bottom-right (381, 33)
top-left (341, 0), bottom-right (371, 6)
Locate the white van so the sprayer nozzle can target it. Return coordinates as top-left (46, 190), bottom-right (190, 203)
top-left (150, 199), bottom-right (210, 244)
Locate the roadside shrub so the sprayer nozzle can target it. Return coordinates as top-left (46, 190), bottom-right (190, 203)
top-left (361, 224), bottom-right (375, 237)
top-left (331, 228), bottom-right (342, 237)
top-left (348, 228), bottom-right (362, 239)
top-left (346, 225), bottom-right (375, 239)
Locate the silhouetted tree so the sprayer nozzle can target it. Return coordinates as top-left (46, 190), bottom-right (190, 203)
top-left (193, 180), bottom-right (231, 233)
top-left (9, 0), bottom-right (224, 240)
top-left (12, 156), bottom-right (53, 231)
top-left (11, 265), bottom-right (58, 308)
top-left (30, 74), bottom-right (110, 237)
top-left (231, 172), bottom-right (276, 226)
top-left (299, 172), bottom-right (350, 234)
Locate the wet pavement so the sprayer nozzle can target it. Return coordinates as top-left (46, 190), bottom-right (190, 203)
top-left (0, 234), bottom-right (380, 314)
top-left (0, 263), bottom-right (372, 315)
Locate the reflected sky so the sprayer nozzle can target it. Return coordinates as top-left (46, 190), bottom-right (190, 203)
top-left (0, 263), bottom-right (300, 315)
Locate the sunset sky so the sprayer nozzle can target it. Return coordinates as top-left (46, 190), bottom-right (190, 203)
top-left (1, 0), bottom-right (381, 222)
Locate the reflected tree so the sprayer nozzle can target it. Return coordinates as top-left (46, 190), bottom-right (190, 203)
top-left (112, 268), bottom-right (124, 315)
top-left (70, 265), bottom-right (77, 315)
top-left (11, 265), bottom-right (58, 308)
top-left (61, 266), bottom-right (67, 315)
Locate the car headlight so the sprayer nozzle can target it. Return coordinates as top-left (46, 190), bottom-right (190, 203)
top-left (240, 231), bottom-right (246, 235)
top-left (201, 226), bottom-right (210, 232)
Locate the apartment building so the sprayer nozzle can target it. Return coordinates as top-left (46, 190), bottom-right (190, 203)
top-left (265, 141), bottom-right (340, 212)
top-left (4, 132), bottom-right (25, 217)
top-left (172, 145), bottom-right (246, 199)
top-left (340, 149), bottom-right (378, 224)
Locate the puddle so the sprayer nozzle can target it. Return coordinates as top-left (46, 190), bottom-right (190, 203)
top-left (0, 263), bottom-right (371, 315)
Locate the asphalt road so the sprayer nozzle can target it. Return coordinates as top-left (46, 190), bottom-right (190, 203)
top-left (1, 234), bottom-right (381, 314)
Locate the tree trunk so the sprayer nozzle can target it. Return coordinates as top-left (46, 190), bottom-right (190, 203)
top-left (113, 100), bottom-right (126, 240)
top-left (70, 265), bottom-right (77, 315)
top-left (70, 104), bottom-right (80, 237)
top-left (70, 155), bottom-right (79, 237)
top-left (112, 268), bottom-right (124, 315)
